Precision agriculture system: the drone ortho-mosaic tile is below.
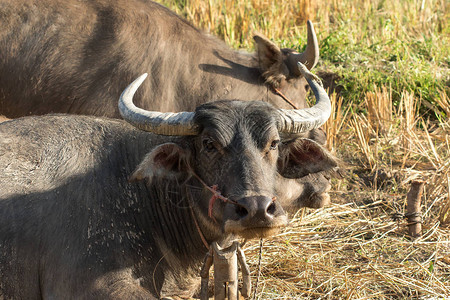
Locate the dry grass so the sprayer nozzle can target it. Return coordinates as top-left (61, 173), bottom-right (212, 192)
top-left (162, 0), bottom-right (317, 48)
top-left (244, 203), bottom-right (449, 299)
top-left (323, 92), bottom-right (350, 154)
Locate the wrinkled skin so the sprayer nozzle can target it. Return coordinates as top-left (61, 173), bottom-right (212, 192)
top-left (0, 101), bottom-right (337, 298)
top-left (0, 0), bottom-right (315, 119)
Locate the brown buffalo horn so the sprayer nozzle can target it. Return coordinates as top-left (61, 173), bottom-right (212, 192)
top-left (118, 73), bottom-right (199, 135)
top-left (277, 62), bottom-right (331, 133)
top-left (287, 20), bottom-right (319, 74)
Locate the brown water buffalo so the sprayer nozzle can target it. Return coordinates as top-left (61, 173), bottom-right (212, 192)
top-left (0, 65), bottom-right (337, 298)
top-left (0, 0), bottom-right (319, 118)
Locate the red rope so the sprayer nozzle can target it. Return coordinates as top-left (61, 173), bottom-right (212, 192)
top-left (273, 87), bottom-right (299, 109)
top-left (190, 206), bottom-right (210, 250)
top-left (191, 172), bottom-right (240, 217)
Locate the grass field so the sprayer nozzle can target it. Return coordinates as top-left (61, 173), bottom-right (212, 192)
top-left (158, 0), bottom-right (449, 298)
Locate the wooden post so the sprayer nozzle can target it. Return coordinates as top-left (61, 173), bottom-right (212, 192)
top-left (212, 241), bottom-right (239, 300)
top-left (406, 181), bottom-right (424, 238)
top-left (200, 241), bottom-right (251, 299)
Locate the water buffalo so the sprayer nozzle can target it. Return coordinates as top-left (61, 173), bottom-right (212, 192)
top-left (0, 0), bottom-right (319, 118)
top-left (0, 64), bottom-right (337, 298)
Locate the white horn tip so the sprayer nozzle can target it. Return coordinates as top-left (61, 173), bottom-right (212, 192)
top-left (297, 62), bottom-right (321, 83)
top-left (135, 73), bottom-right (148, 84)
top-left (297, 62), bottom-right (308, 74)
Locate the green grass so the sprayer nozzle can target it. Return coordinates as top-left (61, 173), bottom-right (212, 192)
top-left (315, 4), bottom-right (449, 118)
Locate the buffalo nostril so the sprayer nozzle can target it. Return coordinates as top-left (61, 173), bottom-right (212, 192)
top-left (267, 202), bottom-right (276, 216)
top-left (235, 205), bottom-right (248, 218)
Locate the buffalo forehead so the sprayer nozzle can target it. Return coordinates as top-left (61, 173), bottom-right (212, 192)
top-left (194, 100), bottom-right (279, 149)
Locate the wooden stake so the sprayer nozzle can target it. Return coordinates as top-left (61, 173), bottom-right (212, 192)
top-left (200, 241), bottom-right (251, 300)
top-left (406, 181), bottom-right (424, 238)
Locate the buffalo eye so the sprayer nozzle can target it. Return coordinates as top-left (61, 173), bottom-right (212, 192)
top-left (202, 138), bottom-right (217, 152)
top-left (270, 139), bottom-right (280, 150)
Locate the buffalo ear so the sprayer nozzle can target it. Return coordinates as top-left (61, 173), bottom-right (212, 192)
top-left (278, 138), bottom-right (338, 179)
top-left (253, 34), bottom-right (288, 87)
top-left (130, 143), bottom-right (191, 182)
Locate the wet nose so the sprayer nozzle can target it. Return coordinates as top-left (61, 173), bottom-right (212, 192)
top-left (235, 196), bottom-right (283, 226)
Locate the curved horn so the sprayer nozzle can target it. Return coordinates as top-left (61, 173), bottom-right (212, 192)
top-left (118, 73), bottom-right (199, 135)
top-left (277, 62), bottom-right (331, 133)
top-left (288, 20), bottom-right (319, 73)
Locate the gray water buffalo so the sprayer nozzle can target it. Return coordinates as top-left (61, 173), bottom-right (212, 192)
top-left (0, 65), bottom-right (337, 298)
top-left (0, 0), bottom-right (319, 119)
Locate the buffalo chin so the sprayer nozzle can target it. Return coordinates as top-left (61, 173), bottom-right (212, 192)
top-left (224, 218), bottom-right (288, 239)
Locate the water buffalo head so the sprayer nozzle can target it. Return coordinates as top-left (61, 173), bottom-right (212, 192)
top-left (253, 20), bottom-right (319, 108)
top-left (119, 63), bottom-right (337, 240)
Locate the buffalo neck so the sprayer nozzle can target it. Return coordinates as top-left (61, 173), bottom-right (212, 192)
top-left (130, 177), bottom-right (233, 295)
